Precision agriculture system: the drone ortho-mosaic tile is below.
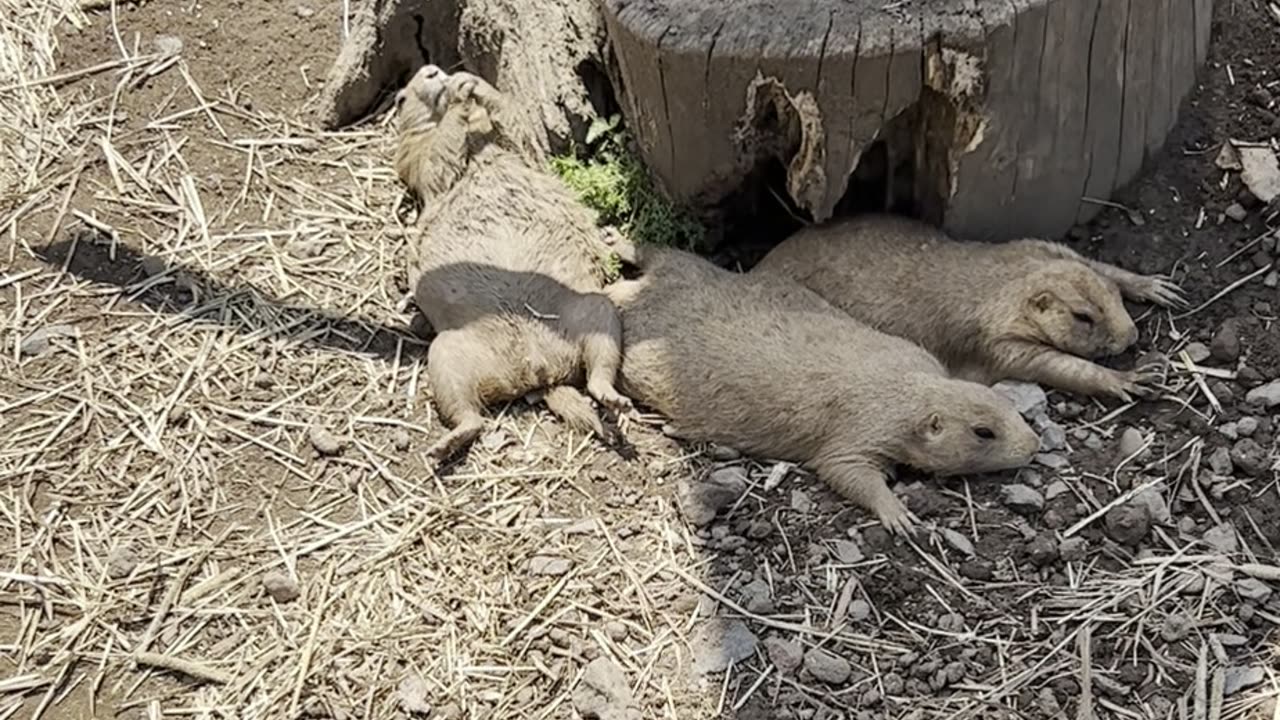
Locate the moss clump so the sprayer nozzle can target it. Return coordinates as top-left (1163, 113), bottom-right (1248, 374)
top-left (552, 114), bottom-right (705, 252)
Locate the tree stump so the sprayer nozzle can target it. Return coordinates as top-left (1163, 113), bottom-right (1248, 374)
top-left (603, 0), bottom-right (1215, 240)
top-left (311, 0), bottom-right (610, 154)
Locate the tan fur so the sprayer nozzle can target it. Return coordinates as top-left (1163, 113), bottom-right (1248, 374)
top-left (753, 214), bottom-right (1186, 401)
top-left (395, 65), bottom-right (633, 461)
top-left (609, 247), bottom-right (1040, 534)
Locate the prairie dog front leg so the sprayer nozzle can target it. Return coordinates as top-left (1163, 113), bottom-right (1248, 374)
top-left (995, 341), bottom-right (1156, 401)
top-left (812, 454), bottom-right (915, 535)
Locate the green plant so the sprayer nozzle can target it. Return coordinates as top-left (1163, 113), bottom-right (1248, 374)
top-left (551, 114), bottom-right (705, 252)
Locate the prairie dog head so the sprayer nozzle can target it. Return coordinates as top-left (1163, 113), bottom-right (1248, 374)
top-left (899, 378), bottom-right (1039, 476)
top-left (393, 65), bottom-right (500, 201)
top-left (1012, 261), bottom-right (1139, 358)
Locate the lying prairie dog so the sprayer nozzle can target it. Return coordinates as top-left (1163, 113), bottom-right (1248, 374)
top-left (394, 65), bottom-right (634, 461)
top-left (753, 214), bottom-right (1186, 401)
top-left (608, 246), bottom-right (1040, 534)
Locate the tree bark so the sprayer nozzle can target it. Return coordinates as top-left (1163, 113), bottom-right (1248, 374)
top-left (310, 0), bottom-right (609, 155)
top-left (602, 0), bottom-right (1215, 241)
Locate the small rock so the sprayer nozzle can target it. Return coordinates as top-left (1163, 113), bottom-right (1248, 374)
top-left (938, 527), bottom-right (975, 557)
top-left (1207, 446), bottom-right (1234, 476)
top-left (262, 571), bottom-right (300, 603)
top-left (1183, 342), bottom-right (1211, 363)
top-left (1214, 633), bottom-right (1249, 647)
top-left (152, 34), bottom-right (183, 56)
top-left (692, 619), bottom-right (757, 675)
top-left (1000, 484), bottom-right (1045, 515)
top-left (740, 578), bottom-right (774, 614)
top-left (1230, 438), bottom-right (1268, 477)
top-left (1203, 522), bottom-right (1239, 554)
top-left (1177, 516), bottom-right (1199, 535)
top-left (958, 560), bottom-right (994, 581)
top-left (745, 519), bottom-right (772, 539)
top-left (1133, 485), bottom-right (1171, 525)
top-left (1034, 453), bottom-right (1070, 470)
top-left (106, 547), bottom-right (138, 579)
top-left (308, 426), bottom-right (345, 456)
top-left (1161, 614), bottom-right (1194, 642)
top-left (1039, 422), bottom-right (1068, 452)
top-left (1044, 480), bottom-right (1071, 501)
top-left (881, 672), bottom-right (905, 695)
top-left (831, 539), bottom-right (865, 564)
top-left (848, 600), bottom-right (872, 623)
top-left (803, 648), bottom-right (852, 685)
top-left (1027, 534), bottom-right (1059, 567)
top-left (764, 637), bottom-right (803, 673)
top-left (1104, 503), bottom-right (1152, 546)
top-left (1210, 322), bottom-right (1242, 362)
top-left (1224, 666), bottom-right (1266, 696)
top-left (295, 5), bottom-right (315, 17)
top-left (789, 489), bottom-right (814, 513)
top-left (992, 381), bottom-right (1048, 418)
top-left (1235, 577), bottom-right (1273, 603)
top-left (391, 429), bottom-right (412, 451)
top-left (605, 621), bottom-right (629, 642)
top-left (140, 255), bottom-right (169, 277)
top-left (19, 324), bottom-right (79, 357)
top-left (1239, 366), bottom-right (1265, 387)
top-left (252, 371), bottom-right (275, 389)
top-left (573, 657), bottom-right (639, 719)
top-left (1225, 202), bottom-right (1249, 222)
top-left (398, 676), bottom-right (432, 715)
top-left (1220, 422), bottom-right (1240, 441)
top-left (529, 556), bottom-right (573, 576)
top-left (1116, 427), bottom-right (1146, 462)
top-left (1059, 537), bottom-right (1088, 562)
top-left (1245, 380), bottom-right (1280, 408)
top-left (677, 471), bottom-right (745, 526)
top-left (1265, 270), bottom-right (1279, 288)
top-left (1236, 416), bottom-right (1259, 437)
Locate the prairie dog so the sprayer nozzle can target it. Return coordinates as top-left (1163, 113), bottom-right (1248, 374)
top-left (395, 65), bottom-right (633, 461)
top-left (753, 214), bottom-right (1186, 401)
top-left (609, 247), bottom-right (1040, 534)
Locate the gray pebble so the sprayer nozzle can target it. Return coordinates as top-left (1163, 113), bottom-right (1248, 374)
top-left (1236, 416), bottom-right (1259, 437)
top-left (1224, 666), bottom-right (1266, 696)
top-left (764, 636), bottom-right (803, 673)
top-left (1104, 503), bottom-right (1152, 546)
top-left (152, 34), bottom-right (183, 56)
top-left (1245, 379), bottom-right (1280, 408)
top-left (528, 556), bottom-right (573, 576)
top-left (1183, 342), bottom-right (1211, 363)
top-left (391, 428), bottom-right (412, 451)
top-left (692, 619), bottom-right (757, 675)
top-left (1059, 537), bottom-right (1088, 562)
top-left (1000, 484), bottom-right (1045, 515)
top-left (803, 647), bottom-right (852, 685)
top-left (1034, 453), bottom-right (1070, 470)
top-left (1225, 202), bottom-right (1249, 221)
top-left (262, 571), bottom-right (300, 603)
top-left (1207, 446), bottom-right (1234, 476)
top-left (831, 539), bottom-right (865, 564)
top-left (106, 547), bottom-right (138, 579)
top-left (295, 5), bottom-right (315, 17)
top-left (1039, 422), bottom-right (1068, 452)
top-left (992, 381), bottom-right (1048, 418)
top-left (1116, 427), bottom-right (1146, 461)
top-left (308, 426), bottom-right (345, 456)
top-left (1230, 438), bottom-right (1268, 476)
top-left (1210, 321), bottom-right (1242, 362)
top-left (19, 324), bottom-right (79, 357)
top-left (1044, 480), bottom-right (1071, 501)
top-left (1203, 522), bottom-right (1239, 554)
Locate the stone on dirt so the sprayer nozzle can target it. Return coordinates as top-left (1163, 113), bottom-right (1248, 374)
top-left (1210, 321), bottom-right (1242, 362)
top-left (691, 619), bottom-right (757, 675)
top-left (397, 676), bottom-right (432, 715)
top-left (528, 556), bottom-right (573, 576)
top-left (106, 547), bottom-right (138, 579)
top-left (677, 470), bottom-right (745, 527)
top-left (1000, 484), bottom-right (1045, 515)
top-left (1224, 666), bottom-right (1266, 696)
top-left (1104, 503), bottom-right (1152, 546)
top-left (19, 324), bottom-right (79, 357)
top-left (1245, 379), bottom-right (1280, 408)
top-left (262, 571), bottom-right (300, 603)
top-left (1183, 342), bottom-right (1212, 363)
top-left (1230, 438), bottom-right (1268, 476)
top-left (308, 426), bottom-right (345, 456)
top-left (803, 647), bottom-right (852, 685)
top-left (1116, 427), bottom-right (1146, 462)
top-left (764, 636), bottom-right (803, 673)
top-left (938, 527), bottom-right (975, 557)
top-left (1203, 522), bottom-right (1240, 554)
top-left (992, 381), bottom-right (1048, 418)
top-left (573, 657), bottom-right (641, 720)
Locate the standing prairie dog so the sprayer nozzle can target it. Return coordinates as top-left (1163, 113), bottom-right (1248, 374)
top-left (753, 214), bottom-right (1186, 401)
top-left (394, 65), bottom-right (634, 461)
top-left (609, 247), bottom-right (1040, 534)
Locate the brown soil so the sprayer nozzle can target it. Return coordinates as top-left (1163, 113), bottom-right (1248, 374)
top-left (0, 1), bottom-right (1276, 720)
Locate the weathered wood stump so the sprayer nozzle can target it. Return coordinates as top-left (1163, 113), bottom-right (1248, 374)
top-left (312, 0), bottom-right (609, 154)
top-left (603, 0), bottom-right (1215, 240)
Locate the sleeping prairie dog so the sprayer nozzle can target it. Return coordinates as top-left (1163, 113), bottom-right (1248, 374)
top-left (394, 65), bottom-right (633, 461)
top-left (609, 246), bottom-right (1040, 534)
top-left (753, 214), bottom-right (1186, 401)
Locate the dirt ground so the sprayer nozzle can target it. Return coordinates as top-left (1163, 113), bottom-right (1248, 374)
top-left (1, 1), bottom-right (1278, 719)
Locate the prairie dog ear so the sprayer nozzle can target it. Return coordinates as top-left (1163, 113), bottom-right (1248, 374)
top-left (919, 411), bottom-right (944, 439)
top-left (1029, 290), bottom-right (1055, 313)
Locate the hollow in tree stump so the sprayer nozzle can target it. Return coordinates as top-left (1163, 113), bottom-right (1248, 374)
top-left (602, 0), bottom-right (1215, 240)
top-left (310, 0), bottom-right (611, 154)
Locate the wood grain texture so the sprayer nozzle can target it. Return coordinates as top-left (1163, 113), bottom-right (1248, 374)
top-left (602, 0), bottom-right (1214, 241)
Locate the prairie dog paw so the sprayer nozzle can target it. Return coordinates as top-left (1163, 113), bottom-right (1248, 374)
top-left (875, 496), bottom-right (918, 537)
top-left (1135, 275), bottom-right (1188, 308)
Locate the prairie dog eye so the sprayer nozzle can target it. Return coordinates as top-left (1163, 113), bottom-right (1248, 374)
top-left (973, 426), bottom-right (996, 440)
top-left (1072, 311), bottom-right (1095, 325)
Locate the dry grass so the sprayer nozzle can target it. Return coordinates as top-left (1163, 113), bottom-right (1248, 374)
top-left (0, 2), bottom-right (1278, 720)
